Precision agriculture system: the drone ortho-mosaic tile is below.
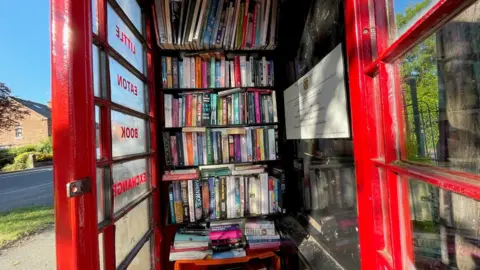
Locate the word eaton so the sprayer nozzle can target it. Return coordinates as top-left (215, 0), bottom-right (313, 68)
top-left (117, 74), bottom-right (138, 95)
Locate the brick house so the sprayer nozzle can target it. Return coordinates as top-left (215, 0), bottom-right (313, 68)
top-left (0, 97), bottom-right (52, 148)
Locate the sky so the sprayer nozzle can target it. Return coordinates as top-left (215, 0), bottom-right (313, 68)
top-left (0, 1), bottom-right (50, 105)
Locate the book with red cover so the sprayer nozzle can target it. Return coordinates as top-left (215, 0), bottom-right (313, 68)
top-left (201, 60), bottom-right (208, 88)
top-left (251, 3), bottom-right (259, 48)
top-left (241, 0), bottom-right (250, 48)
top-left (162, 170), bottom-right (200, 181)
top-left (195, 56), bottom-right (202, 88)
top-left (209, 229), bottom-right (242, 240)
top-left (186, 133), bottom-right (194, 165)
top-left (229, 135), bottom-right (235, 162)
top-left (186, 94), bottom-right (193, 126)
top-left (247, 88), bottom-right (272, 94)
top-left (254, 92), bottom-right (261, 123)
top-left (170, 136), bottom-right (178, 166)
top-left (234, 56), bottom-right (241, 87)
top-left (197, 94), bottom-right (203, 126)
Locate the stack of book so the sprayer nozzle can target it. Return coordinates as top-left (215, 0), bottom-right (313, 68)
top-left (210, 222), bottom-right (246, 259)
top-left (154, 0), bottom-right (280, 50)
top-left (245, 219), bottom-right (280, 250)
top-left (162, 126), bottom-right (278, 167)
top-left (161, 54), bottom-right (275, 88)
top-left (164, 88), bottom-right (278, 127)
top-left (167, 169), bottom-right (284, 224)
top-left (169, 225), bottom-right (212, 261)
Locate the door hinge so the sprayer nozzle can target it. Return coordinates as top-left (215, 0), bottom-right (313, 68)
top-left (67, 178), bottom-right (91, 198)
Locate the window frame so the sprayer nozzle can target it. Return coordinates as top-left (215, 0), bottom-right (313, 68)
top-left (15, 126), bottom-right (23, 139)
top-left (346, 0), bottom-right (480, 268)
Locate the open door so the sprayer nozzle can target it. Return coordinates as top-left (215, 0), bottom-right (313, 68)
top-left (51, 0), bottom-right (160, 269)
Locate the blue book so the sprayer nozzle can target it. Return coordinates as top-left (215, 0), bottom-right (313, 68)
top-left (193, 180), bottom-right (202, 220)
top-left (210, 58), bottom-right (216, 88)
top-left (212, 132), bottom-right (218, 164)
top-left (174, 233), bottom-right (209, 243)
top-left (212, 249), bottom-right (246, 259)
top-left (193, 134), bottom-right (199, 166)
top-left (209, 177), bottom-right (216, 219)
top-left (246, 238), bottom-right (280, 243)
top-left (211, 94), bottom-right (217, 125)
top-left (198, 134), bottom-right (204, 165)
top-left (179, 61), bottom-right (184, 88)
top-left (202, 0), bottom-right (220, 48)
top-left (168, 184), bottom-right (175, 224)
top-left (235, 177), bottom-right (241, 217)
top-left (234, 93), bottom-right (239, 124)
top-left (215, 61), bottom-right (221, 87)
top-left (273, 177), bottom-right (279, 212)
top-left (161, 56), bottom-right (167, 88)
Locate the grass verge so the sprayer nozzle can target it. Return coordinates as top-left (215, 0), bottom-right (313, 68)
top-left (0, 206), bottom-right (54, 249)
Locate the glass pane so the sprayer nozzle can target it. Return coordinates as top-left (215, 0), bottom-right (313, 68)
top-left (399, 1), bottom-right (480, 174)
top-left (408, 179), bottom-right (479, 269)
top-left (111, 110), bottom-right (147, 158)
top-left (97, 167), bottom-right (105, 223)
top-left (116, 0), bottom-right (143, 34)
top-left (95, 105), bottom-right (101, 159)
top-left (109, 56), bottom-right (146, 113)
top-left (99, 233), bottom-right (105, 270)
top-left (92, 0), bottom-right (98, 35)
top-left (112, 158), bottom-right (149, 214)
top-left (107, 3), bottom-right (144, 74)
top-left (93, 44), bottom-right (101, 97)
top-left (115, 198), bottom-right (150, 267)
top-left (389, 0), bottom-right (439, 41)
top-left (127, 239), bottom-right (151, 270)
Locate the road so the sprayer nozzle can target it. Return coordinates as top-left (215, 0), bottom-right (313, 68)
top-left (0, 167), bottom-right (53, 213)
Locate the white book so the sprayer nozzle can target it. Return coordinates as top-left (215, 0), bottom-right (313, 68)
top-left (262, 57), bottom-right (267, 86)
top-left (193, 0), bottom-right (208, 46)
top-left (218, 87), bottom-right (243, 97)
top-left (182, 133), bottom-right (188, 165)
top-left (188, 180), bottom-right (195, 222)
top-left (190, 57), bottom-right (195, 87)
top-left (240, 56), bottom-right (247, 87)
top-left (226, 176), bottom-right (232, 218)
top-left (230, 0), bottom-right (242, 49)
top-left (246, 61), bottom-right (251, 88)
top-left (188, 0), bottom-right (203, 44)
top-left (229, 61), bottom-right (235, 87)
top-left (221, 56), bottom-right (226, 87)
top-left (249, 56), bottom-right (255, 86)
top-left (240, 176), bottom-right (245, 217)
top-left (240, 134), bottom-right (247, 162)
top-left (165, 94), bottom-right (173, 127)
top-left (272, 91), bottom-right (278, 122)
top-left (263, 96), bottom-right (269, 122)
top-left (223, 5), bottom-right (234, 49)
top-left (268, 129), bottom-right (276, 160)
top-left (184, 58), bottom-right (190, 88)
top-left (260, 173), bottom-right (268, 215)
top-left (179, 97), bottom-right (184, 127)
top-left (192, 133), bottom-right (198, 165)
top-left (254, 176), bottom-right (261, 215)
top-left (203, 134), bottom-right (207, 165)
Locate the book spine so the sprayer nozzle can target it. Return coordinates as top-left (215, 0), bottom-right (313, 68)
top-left (197, 133), bottom-right (203, 165)
top-left (246, 128), bottom-right (252, 161)
top-left (228, 135), bottom-right (235, 162)
top-left (202, 180), bottom-right (210, 219)
top-left (229, 61), bottom-right (235, 87)
top-left (235, 4), bottom-right (244, 49)
top-left (254, 92), bottom-right (260, 123)
top-left (268, 177), bottom-right (274, 213)
top-left (251, 4), bottom-right (258, 48)
top-left (209, 58), bottom-right (215, 88)
top-left (181, 181), bottom-right (190, 223)
top-left (170, 136), bottom-right (178, 166)
top-left (234, 135), bottom-right (241, 162)
top-left (202, 134), bottom-right (207, 165)
top-left (263, 127), bottom-right (269, 161)
top-left (244, 177), bottom-right (250, 216)
top-left (240, 176), bottom-right (245, 216)
top-left (220, 177), bottom-right (227, 219)
top-left (183, 58), bottom-right (189, 88)
top-left (166, 57), bottom-right (173, 88)
top-left (174, 182), bottom-right (183, 223)
top-left (188, 180), bottom-right (195, 222)
top-left (194, 180), bottom-right (203, 220)
top-left (233, 93), bottom-right (239, 124)
top-left (255, 129), bottom-right (261, 161)
top-left (212, 131), bottom-right (218, 164)
top-left (196, 95), bottom-right (203, 127)
top-left (272, 91), bottom-right (278, 122)
top-left (161, 56), bottom-right (168, 88)
top-left (211, 94), bottom-right (217, 125)
top-left (203, 94), bottom-right (210, 126)
top-left (240, 134), bottom-right (247, 162)
top-left (273, 177), bottom-right (279, 212)
top-left (222, 132), bottom-right (229, 164)
top-left (186, 133), bottom-right (193, 165)
top-left (268, 129), bottom-right (275, 160)
top-left (182, 133), bottom-right (188, 165)
top-left (206, 130), bottom-right (213, 164)
top-left (216, 132), bottom-right (223, 164)
top-left (178, 97), bottom-right (183, 127)
top-left (195, 56), bottom-right (202, 88)
top-left (259, 128), bottom-right (265, 160)
top-left (240, 56), bottom-right (247, 87)
top-left (215, 61), bottom-right (221, 87)
top-left (190, 57), bottom-right (196, 87)
top-left (222, 98), bottom-right (227, 125)
top-left (162, 132), bottom-right (172, 166)
top-left (179, 61), bottom-right (184, 88)
top-left (165, 94), bottom-right (172, 127)
top-left (215, 177), bottom-right (220, 218)
top-left (241, 0), bottom-right (250, 48)
top-left (220, 56), bottom-right (226, 87)
top-left (172, 57), bottom-right (179, 88)
top-left (201, 60), bottom-right (208, 88)
top-left (234, 56), bottom-right (241, 87)
top-left (186, 95), bottom-right (192, 126)
top-left (209, 177), bottom-right (216, 220)
top-left (172, 99), bottom-right (178, 127)
top-left (235, 177), bottom-right (241, 217)
top-left (211, 224), bottom-right (240, 232)
top-left (176, 133), bottom-right (184, 166)
top-left (169, 184), bottom-right (176, 224)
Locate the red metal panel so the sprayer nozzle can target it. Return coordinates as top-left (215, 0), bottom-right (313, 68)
top-left (344, 0), bottom-right (378, 268)
top-left (51, 0), bottom-right (99, 269)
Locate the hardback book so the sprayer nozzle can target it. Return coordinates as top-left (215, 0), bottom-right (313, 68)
top-left (188, 180), bottom-right (195, 222)
top-left (181, 181), bottom-right (190, 223)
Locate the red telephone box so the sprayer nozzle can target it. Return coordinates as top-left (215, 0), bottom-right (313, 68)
top-left (51, 0), bottom-right (480, 269)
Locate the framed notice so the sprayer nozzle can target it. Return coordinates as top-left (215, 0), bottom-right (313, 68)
top-left (283, 44), bottom-right (350, 140)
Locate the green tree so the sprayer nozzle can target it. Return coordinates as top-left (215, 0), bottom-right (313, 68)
top-left (396, 0), bottom-right (439, 160)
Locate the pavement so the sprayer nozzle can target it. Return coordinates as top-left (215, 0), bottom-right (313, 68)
top-left (0, 167), bottom-right (53, 213)
top-left (0, 226), bottom-right (55, 270)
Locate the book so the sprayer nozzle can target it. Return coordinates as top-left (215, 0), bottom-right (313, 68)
top-left (194, 180), bottom-right (203, 220)
top-left (188, 180), bottom-right (195, 222)
top-left (181, 181), bottom-right (190, 223)
top-left (211, 248), bottom-right (246, 259)
top-left (169, 184), bottom-right (176, 224)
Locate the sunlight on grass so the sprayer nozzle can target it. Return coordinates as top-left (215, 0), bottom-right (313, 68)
top-left (0, 206), bottom-right (54, 248)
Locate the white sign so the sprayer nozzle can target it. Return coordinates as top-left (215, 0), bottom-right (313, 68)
top-left (111, 110), bottom-right (146, 157)
top-left (112, 158), bottom-right (149, 213)
top-left (116, 0), bottom-right (143, 34)
top-left (284, 44), bottom-right (350, 139)
top-left (109, 56), bottom-right (146, 113)
top-left (107, 4), bottom-right (144, 73)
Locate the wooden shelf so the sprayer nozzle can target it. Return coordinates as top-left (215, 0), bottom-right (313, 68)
top-left (164, 123), bottom-right (280, 130)
top-left (164, 160), bottom-right (280, 170)
top-left (161, 86), bottom-right (275, 92)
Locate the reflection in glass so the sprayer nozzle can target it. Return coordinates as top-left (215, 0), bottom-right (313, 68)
top-left (116, 0), bottom-right (143, 34)
top-left (111, 110), bottom-right (147, 157)
top-left (112, 158), bottom-right (149, 214)
top-left (92, 44), bottom-right (101, 97)
top-left (390, 0), bottom-right (439, 40)
top-left (115, 198), bottom-right (150, 267)
top-left (127, 239), bottom-right (151, 270)
top-left (96, 167), bottom-right (105, 223)
top-left (408, 179), bottom-right (479, 269)
top-left (92, 0), bottom-right (98, 34)
top-left (109, 56), bottom-right (146, 113)
top-left (399, 1), bottom-right (480, 174)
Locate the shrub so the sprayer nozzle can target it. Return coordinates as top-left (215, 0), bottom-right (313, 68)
top-left (35, 138), bottom-right (53, 154)
top-left (35, 153), bottom-right (53, 162)
top-left (2, 161), bottom-right (27, 172)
